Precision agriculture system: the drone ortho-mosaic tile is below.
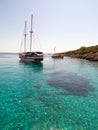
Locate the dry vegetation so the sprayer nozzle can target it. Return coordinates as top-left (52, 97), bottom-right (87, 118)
top-left (64, 45), bottom-right (98, 61)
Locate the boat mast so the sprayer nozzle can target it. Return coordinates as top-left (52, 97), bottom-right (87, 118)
top-left (24, 21), bottom-right (27, 52)
top-left (30, 14), bottom-right (33, 52)
top-left (54, 46), bottom-right (56, 53)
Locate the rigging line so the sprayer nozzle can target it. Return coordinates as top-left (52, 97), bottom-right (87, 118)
top-left (35, 34), bottom-right (43, 51)
top-left (20, 37), bottom-right (23, 52)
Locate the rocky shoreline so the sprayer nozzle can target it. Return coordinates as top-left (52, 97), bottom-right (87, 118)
top-left (66, 52), bottom-right (98, 61)
top-left (64, 45), bottom-right (98, 61)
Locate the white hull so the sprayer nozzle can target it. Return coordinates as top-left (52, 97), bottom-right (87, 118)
top-left (20, 56), bottom-right (43, 62)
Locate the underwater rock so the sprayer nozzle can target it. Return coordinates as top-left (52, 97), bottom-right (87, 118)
top-left (47, 72), bottom-right (94, 96)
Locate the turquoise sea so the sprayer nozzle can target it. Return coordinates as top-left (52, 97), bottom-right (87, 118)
top-left (0, 53), bottom-right (98, 130)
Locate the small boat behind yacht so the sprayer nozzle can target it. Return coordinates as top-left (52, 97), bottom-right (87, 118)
top-left (51, 47), bottom-right (64, 58)
top-left (52, 53), bottom-right (64, 58)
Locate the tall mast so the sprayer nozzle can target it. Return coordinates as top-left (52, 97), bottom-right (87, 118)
top-left (24, 21), bottom-right (27, 52)
top-left (54, 46), bottom-right (56, 53)
top-left (30, 14), bottom-right (33, 52)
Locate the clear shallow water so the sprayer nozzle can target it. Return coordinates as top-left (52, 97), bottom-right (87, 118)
top-left (0, 53), bottom-right (98, 130)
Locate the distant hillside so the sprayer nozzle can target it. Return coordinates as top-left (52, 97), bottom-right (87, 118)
top-left (64, 45), bottom-right (98, 61)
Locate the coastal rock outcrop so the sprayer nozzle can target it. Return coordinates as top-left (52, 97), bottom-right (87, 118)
top-left (64, 45), bottom-right (98, 61)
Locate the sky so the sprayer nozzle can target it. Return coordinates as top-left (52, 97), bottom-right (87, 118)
top-left (0, 0), bottom-right (98, 53)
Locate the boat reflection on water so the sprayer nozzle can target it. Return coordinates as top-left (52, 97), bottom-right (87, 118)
top-left (19, 60), bottom-right (43, 70)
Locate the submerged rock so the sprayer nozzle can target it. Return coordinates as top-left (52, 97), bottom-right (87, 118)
top-left (47, 72), bottom-right (94, 96)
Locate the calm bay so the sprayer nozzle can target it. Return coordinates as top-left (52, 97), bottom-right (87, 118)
top-left (0, 53), bottom-right (98, 130)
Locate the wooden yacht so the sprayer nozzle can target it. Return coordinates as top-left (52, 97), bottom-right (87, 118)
top-left (19, 14), bottom-right (43, 62)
